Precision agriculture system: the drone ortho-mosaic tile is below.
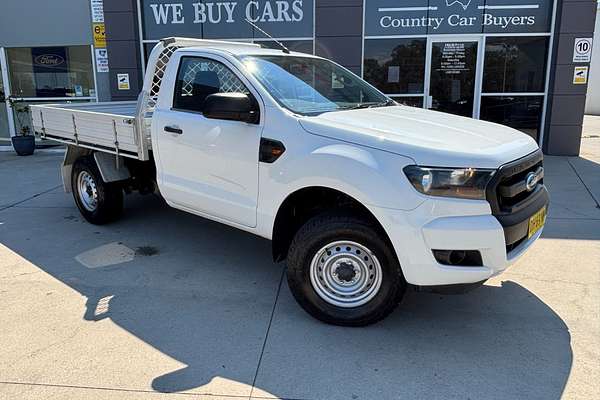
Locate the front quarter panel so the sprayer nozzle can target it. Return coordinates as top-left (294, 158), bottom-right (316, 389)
top-left (255, 115), bottom-right (426, 239)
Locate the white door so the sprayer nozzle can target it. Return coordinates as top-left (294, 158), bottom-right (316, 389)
top-left (153, 55), bottom-right (263, 228)
top-left (424, 36), bottom-right (484, 118)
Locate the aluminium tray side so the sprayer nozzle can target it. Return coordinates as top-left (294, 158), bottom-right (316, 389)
top-left (30, 103), bottom-right (149, 160)
top-left (43, 101), bottom-right (138, 117)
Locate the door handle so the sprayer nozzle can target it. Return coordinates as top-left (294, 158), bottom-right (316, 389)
top-left (164, 125), bottom-right (183, 134)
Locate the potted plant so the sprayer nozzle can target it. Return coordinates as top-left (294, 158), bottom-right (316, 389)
top-left (9, 98), bottom-right (35, 156)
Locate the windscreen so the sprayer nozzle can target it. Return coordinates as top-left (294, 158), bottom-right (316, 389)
top-left (240, 55), bottom-right (392, 115)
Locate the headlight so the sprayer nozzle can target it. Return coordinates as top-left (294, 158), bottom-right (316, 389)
top-left (403, 165), bottom-right (495, 200)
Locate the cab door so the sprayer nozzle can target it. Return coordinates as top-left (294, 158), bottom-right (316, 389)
top-left (152, 54), bottom-right (263, 228)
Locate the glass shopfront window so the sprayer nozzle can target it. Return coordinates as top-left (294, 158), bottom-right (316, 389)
top-left (363, 38), bottom-right (426, 96)
top-left (361, 1), bottom-right (555, 141)
top-left (362, 34), bottom-right (551, 137)
top-left (390, 96), bottom-right (424, 107)
top-left (480, 96), bottom-right (544, 139)
top-left (483, 37), bottom-right (549, 93)
top-left (6, 46), bottom-right (94, 98)
top-left (480, 36), bottom-right (549, 140)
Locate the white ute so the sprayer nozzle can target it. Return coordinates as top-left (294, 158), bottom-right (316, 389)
top-left (30, 38), bottom-right (549, 326)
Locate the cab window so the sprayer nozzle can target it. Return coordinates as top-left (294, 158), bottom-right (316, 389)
top-left (173, 57), bottom-right (249, 113)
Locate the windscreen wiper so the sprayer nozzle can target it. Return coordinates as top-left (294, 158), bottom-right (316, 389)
top-left (342, 100), bottom-right (394, 110)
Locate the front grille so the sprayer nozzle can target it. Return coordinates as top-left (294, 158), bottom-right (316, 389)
top-left (487, 149), bottom-right (544, 215)
top-left (485, 149), bottom-right (548, 252)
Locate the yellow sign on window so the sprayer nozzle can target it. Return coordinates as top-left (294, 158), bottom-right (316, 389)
top-left (93, 23), bottom-right (106, 48)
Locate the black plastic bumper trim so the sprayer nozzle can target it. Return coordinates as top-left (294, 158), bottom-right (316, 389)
top-left (415, 280), bottom-right (487, 294)
top-left (496, 186), bottom-right (549, 245)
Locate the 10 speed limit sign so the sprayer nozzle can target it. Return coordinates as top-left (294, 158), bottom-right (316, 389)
top-left (573, 38), bottom-right (593, 63)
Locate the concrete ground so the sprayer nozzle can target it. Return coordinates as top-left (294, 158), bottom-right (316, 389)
top-left (1, 121), bottom-right (599, 400)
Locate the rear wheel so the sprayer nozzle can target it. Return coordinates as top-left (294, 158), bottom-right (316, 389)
top-left (72, 156), bottom-right (123, 225)
top-left (286, 213), bottom-right (406, 326)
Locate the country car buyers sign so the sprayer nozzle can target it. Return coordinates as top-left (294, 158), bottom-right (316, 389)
top-left (141, 0), bottom-right (313, 40)
top-left (365, 0), bottom-right (553, 36)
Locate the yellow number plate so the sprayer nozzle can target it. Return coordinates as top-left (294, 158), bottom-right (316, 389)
top-left (528, 206), bottom-right (546, 239)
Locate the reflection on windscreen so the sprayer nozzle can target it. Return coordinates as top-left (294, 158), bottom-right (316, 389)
top-left (241, 55), bottom-right (389, 115)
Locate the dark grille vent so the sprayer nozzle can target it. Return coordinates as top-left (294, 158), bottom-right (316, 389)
top-left (485, 149), bottom-right (549, 253)
top-left (497, 162), bottom-right (543, 209)
top-left (486, 150), bottom-right (544, 215)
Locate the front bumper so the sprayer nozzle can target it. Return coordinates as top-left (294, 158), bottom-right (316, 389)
top-left (369, 191), bottom-right (548, 287)
top-left (497, 186), bottom-right (549, 253)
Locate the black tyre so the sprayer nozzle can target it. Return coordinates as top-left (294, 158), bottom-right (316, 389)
top-left (287, 213), bottom-right (406, 326)
top-left (71, 156), bottom-right (123, 225)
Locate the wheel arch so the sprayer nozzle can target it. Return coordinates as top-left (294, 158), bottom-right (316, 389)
top-left (62, 146), bottom-right (131, 192)
top-left (62, 146), bottom-right (92, 193)
top-left (271, 186), bottom-right (395, 263)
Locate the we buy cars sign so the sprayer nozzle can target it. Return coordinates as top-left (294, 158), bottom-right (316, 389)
top-left (141, 0), bottom-right (313, 40)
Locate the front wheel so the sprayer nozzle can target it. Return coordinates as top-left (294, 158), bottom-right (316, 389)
top-left (71, 156), bottom-right (123, 225)
top-left (286, 213), bottom-right (406, 326)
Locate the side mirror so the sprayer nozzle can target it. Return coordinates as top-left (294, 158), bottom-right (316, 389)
top-left (202, 92), bottom-right (259, 124)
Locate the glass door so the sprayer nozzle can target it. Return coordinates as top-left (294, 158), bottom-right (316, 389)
top-left (425, 37), bottom-right (482, 118)
top-left (0, 49), bottom-right (12, 142)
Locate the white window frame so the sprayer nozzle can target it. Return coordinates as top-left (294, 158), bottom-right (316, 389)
top-left (0, 47), bottom-right (16, 137)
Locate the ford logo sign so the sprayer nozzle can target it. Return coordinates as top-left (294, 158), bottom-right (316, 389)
top-left (525, 168), bottom-right (543, 191)
top-left (34, 54), bottom-right (65, 67)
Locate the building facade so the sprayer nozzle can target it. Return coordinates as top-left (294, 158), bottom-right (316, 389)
top-left (0, 0), bottom-right (597, 155)
top-left (584, 1), bottom-right (599, 115)
top-left (0, 0), bottom-right (108, 143)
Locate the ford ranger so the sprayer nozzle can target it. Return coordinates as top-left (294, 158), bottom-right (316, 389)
top-left (30, 37), bottom-right (548, 326)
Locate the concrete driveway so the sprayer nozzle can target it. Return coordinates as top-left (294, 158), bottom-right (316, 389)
top-left (1, 130), bottom-right (599, 399)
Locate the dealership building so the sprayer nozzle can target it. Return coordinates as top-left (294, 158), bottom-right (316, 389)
top-left (0, 0), bottom-right (597, 155)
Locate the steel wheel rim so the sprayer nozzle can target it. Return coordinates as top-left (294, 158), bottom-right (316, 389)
top-left (310, 240), bottom-right (383, 308)
top-left (77, 171), bottom-right (98, 212)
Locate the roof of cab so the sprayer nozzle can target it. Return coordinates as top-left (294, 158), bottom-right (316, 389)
top-left (161, 37), bottom-right (318, 58)
top-left (182, 45), bottom-right (318, 59)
